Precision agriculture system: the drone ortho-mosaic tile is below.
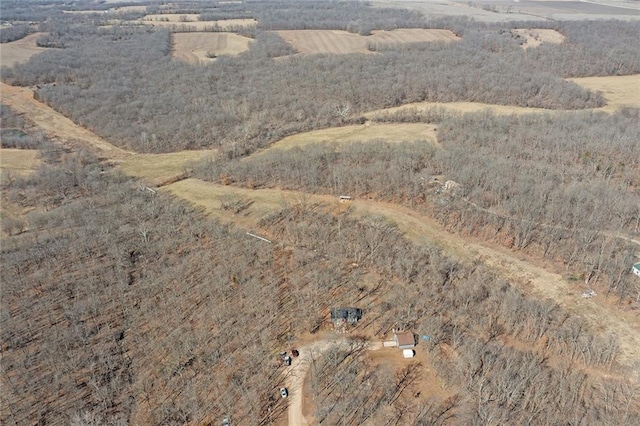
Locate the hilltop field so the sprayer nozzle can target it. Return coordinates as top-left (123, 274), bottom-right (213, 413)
top-left (1, 1), bottom-right (639, 425)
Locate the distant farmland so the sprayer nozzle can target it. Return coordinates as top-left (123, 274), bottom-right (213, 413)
top-left (276, 28), bottom-right (459, 55)
top-left (172, 33), bottom-right (253, 64)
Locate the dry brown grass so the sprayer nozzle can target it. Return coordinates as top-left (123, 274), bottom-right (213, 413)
top-left (569, 74), bottom-right (640, 112)
top-left (0, 33), bottom-right (49, 68)
top-left (171, 33), bottom-right (252, 64)
top-left (119, 150), bottom-right (217, 186)
top-left (512, 29), bottom-right (565, 49)
top-left (365, 75), bottom-right (640, 117)
top-left (253, 123), bottom-right (438, 158)
top-left (365, 101), bottom-right (553, 119)
top-left (0, 148), bottom-right (41, 176)
top-left (276, 29), bottom-right (459, 55)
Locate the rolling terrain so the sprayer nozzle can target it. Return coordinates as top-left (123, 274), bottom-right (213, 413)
top-left (1, 3), bottom-right (639, 424)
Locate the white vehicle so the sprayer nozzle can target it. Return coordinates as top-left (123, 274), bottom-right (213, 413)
top-left (280, 387), bottom-right (289, 398)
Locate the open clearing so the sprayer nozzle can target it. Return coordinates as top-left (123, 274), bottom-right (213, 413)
top-left (276, 29), bottom-right (459, 55)
top-left (365, 101), bottom-right (553, 119)
top-left (366, 74), bottom-right (640, 117)
top-left (119, 150), bottom-right (217, 186)
top-left (172, 33), bottom-right (252, 64)
top-left (568, 74), bottom-right (640, 112)
top-left (512, 28), bottom-right (565, 49)
top-left (0, 33), bottom-right (49, 68)
top-left (254, 123), bottom-right (438, 157)
top-left (135, 16), bottom-right (257, 31)
top-left (0, 149), bottom-right (41, 176)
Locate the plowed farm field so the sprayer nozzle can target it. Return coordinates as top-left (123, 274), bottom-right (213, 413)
top-left (276, 28), bottom-right (459, 55)
top-left (172, 33), bottom-right (252, 64)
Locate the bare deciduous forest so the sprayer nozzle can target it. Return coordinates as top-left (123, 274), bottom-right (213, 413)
top-left (1, 0), bottom-right (639, 425)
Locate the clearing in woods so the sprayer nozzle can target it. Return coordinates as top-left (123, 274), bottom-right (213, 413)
top-left (119, 150), bottom-right (217, 186)
top-left (365, 74), bottom-right (640, 117)
top-left (511, 28), bottom-right (565, 49)
top-left (276, 28), bottom-right (459, 55)
top-left (172, 33), bottom-right (253, 64)
top-left (0, 33), bottom-right (49, 68)
top-left (0, 148), bottom-right (41, 176)
top-left (252, 122), bottom-right (438, 158)
top-left (568, 74), bottom-right (640, 112)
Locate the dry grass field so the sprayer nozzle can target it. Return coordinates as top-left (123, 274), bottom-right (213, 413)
top-left (254, 123), bottom-right (438, 157)
top-left (511, 28), bottom-right (565, 49)
top-left (172, 33), bottom-right (253, 64)
top-left (136, 16), bottom-right (257, 30)
top-left (119, 150), bottom-right (217, 186)
top-left (162, 178), bottom-right (337, 230)
top-left (0, 33), bottom-right (49, 68)
top-left (568, 74), bottom-right (640, 112)
top-left (370, 28), bottom-right (460, 45)
top-left (0, 148), bottom-right (41, 176)
top-left (366, 74), bottom-right (640, 117)
top-left (365, 101), bottom-right (552, 119)
top-left (276, 29), bottom-right (459, 55)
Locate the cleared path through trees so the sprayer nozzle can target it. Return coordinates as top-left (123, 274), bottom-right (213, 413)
top-left (162, 180), bottom-right (640, 368)
top-left (0, 83), bottom-right (132, 158)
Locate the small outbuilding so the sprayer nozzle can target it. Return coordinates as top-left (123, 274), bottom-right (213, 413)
top-left (402, 349), bottom-right (416, 358)
top-left (632, 262), bottom-right (640, 277)
top-left (330, 307), bottom-right (362, 327)
top-left (393, 331), bottom-right (416, 350)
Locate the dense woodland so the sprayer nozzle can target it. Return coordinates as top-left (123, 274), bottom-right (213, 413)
top-left (2, 146), bottom-right (637, 424)
top-left (1, 0), bottom-right (640, 425)
top-left (197, 108), bottom-right (640, 300)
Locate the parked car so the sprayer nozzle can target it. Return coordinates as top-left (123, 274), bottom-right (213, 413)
top-left (280, 387), bottom-right (288, 398)
top-left (283, 355), bottom-right (292, 366)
